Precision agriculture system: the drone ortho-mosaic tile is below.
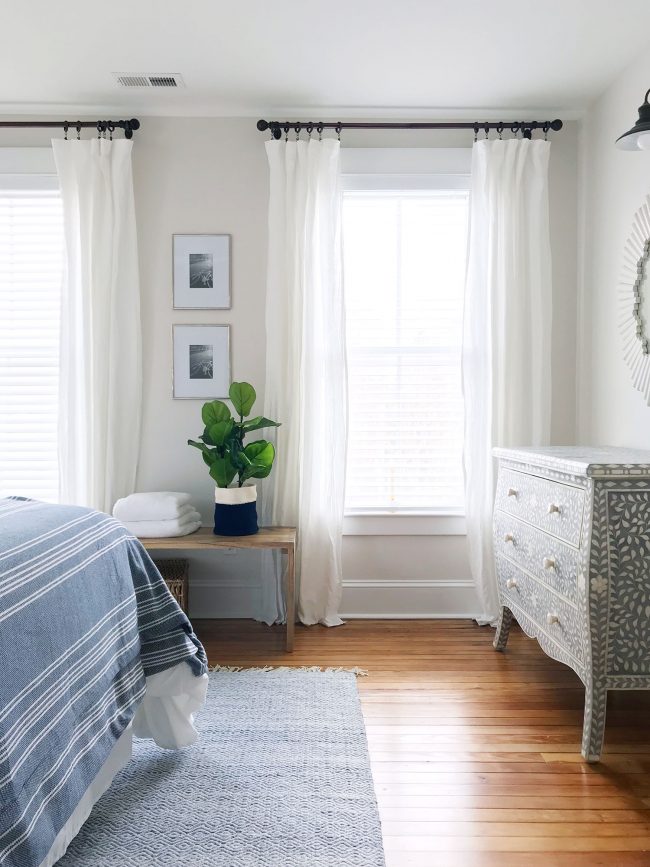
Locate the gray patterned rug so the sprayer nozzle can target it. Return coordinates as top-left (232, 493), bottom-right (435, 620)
top-left (60, 668), bottom-right (385, 867)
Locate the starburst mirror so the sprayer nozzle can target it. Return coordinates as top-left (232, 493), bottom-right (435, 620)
top-left (620, 195), bottom-right (650, 403)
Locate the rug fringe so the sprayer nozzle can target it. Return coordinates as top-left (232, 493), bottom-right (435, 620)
top-left (209, 664), bottom-right (368, 677)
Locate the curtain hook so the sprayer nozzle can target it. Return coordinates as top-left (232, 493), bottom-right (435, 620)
top-left (317, 123), bottom-right (323, 142)
top-left (76, 121), bottom-right (82, 140)
top-left (283, 123), bottom-right (289, 142)
top-left (497, 122), bottom-right (504, 141)
top-left (473, 123), bottom-right (479, 143)
top-left (294, 122), bottom-right (301, 140)
top-left (97, 121), bottom-right (102, 139)
top-left (335, 122), bottom-right (342, 141)
top-left (108, 122), bottom-right (115, 141)
top-left (484, 122), bottom-right (490, 140)
top-left (543, 121), bottom-right (550, 141)
top-left (306, 123), bottom-right (313, 139)
top-left (63, 121), bottom-right (69, 141)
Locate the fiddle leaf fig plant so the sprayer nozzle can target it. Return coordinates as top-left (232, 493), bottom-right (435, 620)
top-left (188, 381), bottom-right (280, 488)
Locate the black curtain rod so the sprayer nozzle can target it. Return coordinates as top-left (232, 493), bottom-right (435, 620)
top-left (0, 118), bottom-right (141, 139)
top-left (257, 118), bottom-right (563, 140)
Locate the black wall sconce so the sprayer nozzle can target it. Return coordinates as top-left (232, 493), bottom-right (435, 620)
top-left (616, 89), bottom-right (650, 150)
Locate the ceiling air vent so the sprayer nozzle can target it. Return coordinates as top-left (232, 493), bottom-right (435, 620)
top-left (113, 73), bottom-right (185, 88)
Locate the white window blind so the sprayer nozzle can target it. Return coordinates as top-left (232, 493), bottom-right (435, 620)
top-left (343, 186), bottom-right (469, 514)
top-left (0, 180), bottom-right (63, 502)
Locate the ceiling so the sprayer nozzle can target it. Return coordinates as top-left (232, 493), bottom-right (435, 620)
top-left (3, 0), bottom-right (650, 117)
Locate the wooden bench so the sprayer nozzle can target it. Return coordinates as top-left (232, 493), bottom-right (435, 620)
top-left (140, 527), bottom-right (297, 651)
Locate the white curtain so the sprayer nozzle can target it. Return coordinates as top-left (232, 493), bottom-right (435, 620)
top-left (53, 138), bottom-right (141, 514)
top-left (260, 138), bottom-right (347, 627)
top-left (462, 138), bottom-right (552, 623)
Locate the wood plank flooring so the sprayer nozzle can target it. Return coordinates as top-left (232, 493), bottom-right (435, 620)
top-left (194, 618), bottom-right (650, 867)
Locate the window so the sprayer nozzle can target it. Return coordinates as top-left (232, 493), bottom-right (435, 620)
top-left (0, 153), bottom-right (63, 502)
top-left (342, 151), bottom-right (470, 515)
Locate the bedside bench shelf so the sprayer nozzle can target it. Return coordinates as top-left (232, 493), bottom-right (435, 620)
top-left (141, 527), bottom-right (297, 651)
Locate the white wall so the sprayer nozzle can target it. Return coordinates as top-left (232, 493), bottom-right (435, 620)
top-left (2, 115), bottom-right (579, 618)
top-left (579, 50), bottom-right (650, 446)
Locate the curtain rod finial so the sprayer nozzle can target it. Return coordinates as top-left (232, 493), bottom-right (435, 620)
top-left (257, 119), bottom-right (269, 132)
top-left (551, 119), bottom-right (563, 131)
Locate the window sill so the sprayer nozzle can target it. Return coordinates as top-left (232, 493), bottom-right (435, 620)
top-left (343, 513), bottom-right (467, 536)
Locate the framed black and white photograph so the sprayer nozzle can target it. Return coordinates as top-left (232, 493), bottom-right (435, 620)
top-left (172, 324), bottom-right (230, 399)
top-left (173, 234), bottom-right (231, 309)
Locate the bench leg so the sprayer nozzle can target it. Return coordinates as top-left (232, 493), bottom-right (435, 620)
top-left (285, 546), bottom-right (295, 652)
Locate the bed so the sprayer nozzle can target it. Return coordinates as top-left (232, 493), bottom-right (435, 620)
top-left (0, 497), bottom-right (209, 867)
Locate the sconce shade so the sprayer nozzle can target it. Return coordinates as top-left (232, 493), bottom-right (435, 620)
top-left (617, 89), bottom-right (650, 150)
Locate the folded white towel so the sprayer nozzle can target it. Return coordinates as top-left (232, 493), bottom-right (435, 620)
top-left (113, 492), bottom-right (193, 522)
top-left (122, 510), bottom-right (202, 538)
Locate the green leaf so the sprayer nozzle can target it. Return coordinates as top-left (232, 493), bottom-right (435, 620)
top-left (202, 400), bottom-right (232, 428)
top-left (241, 415), bottom-right (281, 434)
top-left (208, 419), bottom-right (234, 446)
top-left (188, 439), bottom-right (218, 467)
top-left (229, 382), bottom-right (256, 418)
top-left (240, 440), bottom-right (275, 482)
top-left (209, 456), bottom-right (237, 488)
top-left (199, 427), bottom-right (215, 447)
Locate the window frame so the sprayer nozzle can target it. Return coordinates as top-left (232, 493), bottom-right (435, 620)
top-left (341, 148), bottom-right (471, 536)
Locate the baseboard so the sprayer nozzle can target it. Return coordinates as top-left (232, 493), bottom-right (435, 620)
top-left (340, 578), bottom-right (480, 618)
top-left (187, 573), bottom-right (480, 619)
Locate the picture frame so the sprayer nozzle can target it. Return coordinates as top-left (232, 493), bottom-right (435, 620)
top-left (172, 324), bottom-right (231, 399)
top-left (172, 234), bottom-right (231, 309)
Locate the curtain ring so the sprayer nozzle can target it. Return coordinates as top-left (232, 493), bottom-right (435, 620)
top-left (473, 123), bottom-right (479, 143)
top-left (496, 122), bottom-right (504, 140)
top-left (63, 121), bottom-right (69, 141)
top-left (317, 123), bottom-right (323, 142)
top-left (283, 123), bottom-right (290, 142)
top-left (97, 121), bottom-right (102, 139)
top-left (306, 123), bottom-right (313, 138)
top-left (108, 122), bottom-right (115, 141)
top-left (76, 121), bottom-right (82, 140)
top-left (543, 121), bottom-right (550, 141)
top-left (335, 122), bottom-right (342, 141)
top-left (483, 122), bottom-right (490, 140)
top-left (294, 122), bottom-right (301, 140)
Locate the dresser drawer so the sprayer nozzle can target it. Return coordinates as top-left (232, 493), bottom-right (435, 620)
top-left (494, 510), bottom-right (579, 604)
top-left (496, 556), bottom-right (584, 662)
top-left (495, 468), bottom-right (585, 547)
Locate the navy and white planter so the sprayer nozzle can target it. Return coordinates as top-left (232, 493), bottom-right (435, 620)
top-left (213, 484), bottom-right (258, 536)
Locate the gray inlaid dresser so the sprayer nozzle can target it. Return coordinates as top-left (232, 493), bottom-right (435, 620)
top-left (492, 446), bottom-right (650, 761)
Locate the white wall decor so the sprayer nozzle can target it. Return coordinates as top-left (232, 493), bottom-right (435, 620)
top-left (173, 324), bottom-right (230, 399)
top-left (173, 234), bottom-right (231, 309)
top-left (619, 195), bottom-right (650, 403)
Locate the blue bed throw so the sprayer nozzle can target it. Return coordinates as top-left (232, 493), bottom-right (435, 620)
top-left (0, 497), bottom-right (207, 867)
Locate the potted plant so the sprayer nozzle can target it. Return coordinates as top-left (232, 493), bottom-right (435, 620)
top-left (188, 382), bottom-right (280, 536)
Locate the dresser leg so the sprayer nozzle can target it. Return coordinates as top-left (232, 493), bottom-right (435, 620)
top-left (493, 606), bottom-right (513, 651)
top-left (582, 679), bottom-right (607, 762)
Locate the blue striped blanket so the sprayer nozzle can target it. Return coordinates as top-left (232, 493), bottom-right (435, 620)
top-left (0, 497), bottom-right (207, 867)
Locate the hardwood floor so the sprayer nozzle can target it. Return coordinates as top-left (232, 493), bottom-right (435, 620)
top-left (194, 618), bottom-right (650, 867)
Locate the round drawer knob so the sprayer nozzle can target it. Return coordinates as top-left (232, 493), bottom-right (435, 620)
top-left (547, 503), bottom-right (561, 514)
top-left (546, 613), bottom-right (560, 626)
top-left (504, 533), bottom-right (514, 543)
top-left (506, 577), bottom-right (518, 589)
top-left (507, 488), bottom-right (518, 497)
top-left (543, 557), bottom-right (556, 570)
